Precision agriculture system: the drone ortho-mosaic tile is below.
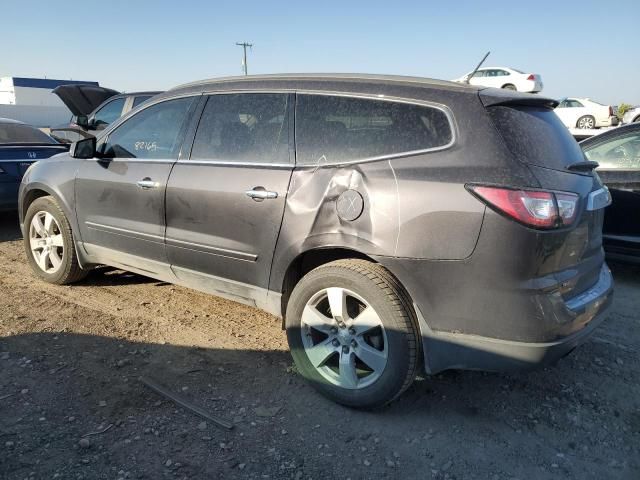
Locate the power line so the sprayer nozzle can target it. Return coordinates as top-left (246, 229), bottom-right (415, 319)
top-left (235, 42), bottom-right (253, 76)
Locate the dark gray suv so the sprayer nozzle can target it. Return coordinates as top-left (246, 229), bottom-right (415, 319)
top-left (18, 74), bottom-right (613, 408)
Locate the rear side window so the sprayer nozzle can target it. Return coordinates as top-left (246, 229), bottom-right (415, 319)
top-left (295, 95), bottom-right (453, 165)
top-left (488, 106), bottom-right (586, 171)
top-left (0, 124), bottom-right (56, 144)
top-left (100, 97), bottom-right (193, 159)
top-left (190, 93), bottom-right (289, 164)
top-left (132, 95), bottom-right (153, 108)
top-left (93, 97), bottom-right (126, 126)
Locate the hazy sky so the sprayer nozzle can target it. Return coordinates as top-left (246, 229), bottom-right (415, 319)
top-left (3, 0), bottom-right (639, 105)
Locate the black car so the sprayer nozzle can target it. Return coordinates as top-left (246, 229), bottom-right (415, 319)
top-left (49, 84), bottom-right (161, 143)
top-left (0, 118), bottom-right (68, 212)
top-left (18, 74), bottom-right (613, 408)
top-left (581, 123), bottom-right (640, 263)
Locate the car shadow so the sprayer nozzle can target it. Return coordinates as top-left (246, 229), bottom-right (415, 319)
top-left (1, 323), bottom-right (635, 479)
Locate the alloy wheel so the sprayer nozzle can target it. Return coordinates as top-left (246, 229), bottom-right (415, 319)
top-left (578, 117), bottom-right (595, 129)
top-left (300, 287), bottom-right (388, 389)
top-left (29, 211), bottom-right (65, 274)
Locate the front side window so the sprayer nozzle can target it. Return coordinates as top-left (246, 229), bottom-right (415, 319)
top-left (93, 98), bottom-right (126, 126)
top-left (190, 93), bottom-right (289, 164)
top-left (296, 95), bottom-right (453, 165)
top-left (585, 133), bottom-right (640, 169)
top-left (100, 97), bottom-right (193, 159)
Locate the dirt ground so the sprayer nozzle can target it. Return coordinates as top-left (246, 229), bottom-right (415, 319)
top-left (0, 214), bottom-right (638, 480)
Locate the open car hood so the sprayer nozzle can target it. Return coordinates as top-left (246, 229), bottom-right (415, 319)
top-left (52, 84), bottom-right (120, 116)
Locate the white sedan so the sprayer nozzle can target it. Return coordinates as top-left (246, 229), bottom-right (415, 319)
top-left (555, 98), bottom-right (619, 129)
top-left (453, 67), bottom-right (543, 93)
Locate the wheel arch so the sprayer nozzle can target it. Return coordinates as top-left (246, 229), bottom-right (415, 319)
top-left (20, 183), bottom-right (88, 269)
top-left (278, 246), bottom-right (377, 323)
top-left (20, 184), bottom-right (75, 228)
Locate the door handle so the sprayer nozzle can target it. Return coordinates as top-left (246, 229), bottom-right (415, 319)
top-left (137, 178), bottom-right (159, 190)
top-left (245, 188), bottom-right (278, 201)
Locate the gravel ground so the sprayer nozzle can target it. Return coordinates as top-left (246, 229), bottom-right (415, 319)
top-left (0, 214), bottom-right (638, 480)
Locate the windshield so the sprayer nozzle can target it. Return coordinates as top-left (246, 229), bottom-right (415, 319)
top-left (0, 123), bottom-right (57, 144)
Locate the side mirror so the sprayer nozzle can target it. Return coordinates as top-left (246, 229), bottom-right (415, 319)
top-left (75, 115), bottom-right (89, 128)
top-left (70, 136), bottom-right (97, 159)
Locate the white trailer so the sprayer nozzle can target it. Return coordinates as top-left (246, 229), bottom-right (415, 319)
top-left (0, 77), bottom-right (100, 128)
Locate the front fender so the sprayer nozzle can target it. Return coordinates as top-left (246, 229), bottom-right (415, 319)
top-left (18, 156), bottom-right (83, 256)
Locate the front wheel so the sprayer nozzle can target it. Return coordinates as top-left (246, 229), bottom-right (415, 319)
top-left (285, 260), bottom-right (420, 408)
top-left (576, 115), bottom-right (596, 129)
top-left (23, 196), bottom-right (88, 284)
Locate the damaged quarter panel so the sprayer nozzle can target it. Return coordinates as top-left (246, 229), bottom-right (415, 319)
top-left (270, 87), bottom-right (537, 293)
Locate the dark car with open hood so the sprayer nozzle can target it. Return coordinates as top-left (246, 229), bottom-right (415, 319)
top-left (0, 118), bottom-right (67, 212)
top-left (49, 84), bottom-right (161, 143)
top-left (18, 74), bottom-right (613, 408)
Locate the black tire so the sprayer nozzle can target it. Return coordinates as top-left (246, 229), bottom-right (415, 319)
top-left (23, 196), bottom-right (88, 285)
top-left (576, 115), bottom-right (596, 129)
top-left (634, 116), bottom-right (640, 123)
top-left (502, 84), bottom-right (517, 90)
top-left (285, 259), bottom-right (420, 408)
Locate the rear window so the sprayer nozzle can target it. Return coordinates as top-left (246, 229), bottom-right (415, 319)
top-left (0, 124), bottom-right (57, 144)
top-left (488, 106), bottom-right (586, 171)
top-left (296, 95), bottom-right (453, 165)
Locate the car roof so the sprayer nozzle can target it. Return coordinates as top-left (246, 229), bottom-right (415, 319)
top-left (169, 73), bottom-right (480, 95)
top-left (0, 117), bottom-right (26, 125)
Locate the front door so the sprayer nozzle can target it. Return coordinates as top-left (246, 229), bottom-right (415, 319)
top-left (75, 96), bottom-right (196, 272)
top-left (165, 93), bottom-right (293, 299)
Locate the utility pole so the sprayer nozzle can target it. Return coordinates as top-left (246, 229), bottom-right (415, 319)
top-left (235, 42), bottom-right (253, 76)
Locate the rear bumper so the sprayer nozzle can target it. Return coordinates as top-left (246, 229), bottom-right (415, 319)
top-left (598, 116), bottom-right (619, 127)
top-left (0, 180), bottom-right (19, 211)
top-left (415, 265), bottom-right (613, 374)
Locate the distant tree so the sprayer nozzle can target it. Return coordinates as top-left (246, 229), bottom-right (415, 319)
top-left (617, 103), bottom-right (632, 121)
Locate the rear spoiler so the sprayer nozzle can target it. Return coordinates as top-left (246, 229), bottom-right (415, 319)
top-left (479, 88), bottom-right (558, 109)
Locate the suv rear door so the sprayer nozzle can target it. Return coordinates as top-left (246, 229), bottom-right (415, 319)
top-left (165, 93), bottom-right (293, 298)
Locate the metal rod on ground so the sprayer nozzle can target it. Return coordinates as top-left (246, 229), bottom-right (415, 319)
top-left (140, 376), bottom-right (234, 431)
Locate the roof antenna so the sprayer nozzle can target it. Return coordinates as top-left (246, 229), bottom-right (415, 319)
top-left (465, 51), bottom-right (490, 84)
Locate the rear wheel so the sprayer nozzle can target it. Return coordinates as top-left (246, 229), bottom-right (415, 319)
top-left (502, 84), bottom-right (517, 90)
top-left (24, 196), bottom-right (87, 285)
top-left (285, 259), bottom-right (420, 408)
top-left (577, 115), bottom-right (596, 129)
top-left (634, 116), bottom-right (640, 123)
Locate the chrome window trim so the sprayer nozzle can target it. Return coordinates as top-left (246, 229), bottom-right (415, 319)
top-left (177, 159), bottom-right (293, 168)
top-left (294, 90), bottom-right (457, 167)
top-left (100, 89), bottom-right (458, 169)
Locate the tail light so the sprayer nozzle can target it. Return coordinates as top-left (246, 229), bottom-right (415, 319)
top-left (608, 106), bottom-right (614, 116)
top-left (527, 74), bottom-right (535, 81)
top-left (467, 185), bottom-right (578, 229)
